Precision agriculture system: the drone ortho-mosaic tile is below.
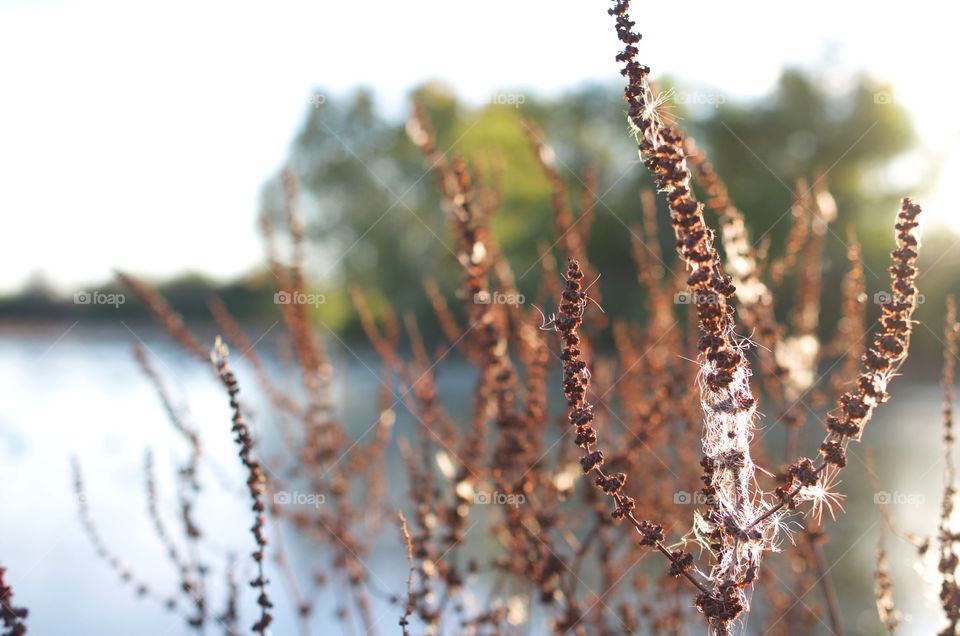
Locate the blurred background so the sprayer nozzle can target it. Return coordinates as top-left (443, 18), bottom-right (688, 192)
top-left (2, 0), bottom-right (959, 634)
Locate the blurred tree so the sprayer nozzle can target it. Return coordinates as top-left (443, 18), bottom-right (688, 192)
top-left (690, 69), bottom-right (920, 342)
top-left (6, 69), bottom-right (934, 348)
top-left (261, 68), bottom-right (920, 341)
top-left (696, 68), bottom-right (915, 251)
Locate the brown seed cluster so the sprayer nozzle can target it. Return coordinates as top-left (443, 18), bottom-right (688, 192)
top-left (211, 339), bottom-right (273, 634)
top-left (820, 198), bottom-right (922, 464)
top-left (609, 2), bottom-right (764, 627)
top-left (556, 258), bottom-right (698, 581)
top-left (610, 0), bottom-right (745, 395)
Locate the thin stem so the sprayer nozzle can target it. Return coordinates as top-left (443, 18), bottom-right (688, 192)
top-left (804, 530), bottom-right (843, 636)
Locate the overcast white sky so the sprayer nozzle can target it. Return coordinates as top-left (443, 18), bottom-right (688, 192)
top-left (2, 0), bottom-right (959, 295)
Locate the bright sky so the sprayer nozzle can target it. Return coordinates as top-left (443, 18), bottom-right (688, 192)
top-left (2, 0), bottom-right (958, 295)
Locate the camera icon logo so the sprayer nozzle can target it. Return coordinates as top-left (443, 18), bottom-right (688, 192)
top-left (74, 291), bottom-right (92, 305)
top-left (474, 291), bottom-right (492, 305)
top-left (874, 491), bottom-right (892, 505)
top-left (673, 491), bottom-right (692, 505)
top-left (874, 291), bottom-right (892, 305)
top-left (873, 91), bottom-right (893, 105)
top-left (274, 291), bottom-right (292, 305)
top-left (474, 490), bottom-right (492, 504)
top-left (273, 491), bottom-right (292, 505)
top-left (674, 291), bottom-right (693, 305)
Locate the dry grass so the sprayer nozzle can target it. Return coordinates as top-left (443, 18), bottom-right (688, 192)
top-left (8, 2), bottom-right (951, 635)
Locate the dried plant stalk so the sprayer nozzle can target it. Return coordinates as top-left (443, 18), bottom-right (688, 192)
top-left (397, 512), bottom-right (416, 636)
top-left (72, 458), bottom-right (181, 614)
top-left (522, 119), bottom-right (595, 291)
top-left (208, 297), bottom-right (300, 416)
top-left (815, 199), bottom-right (921, 464)
top-left (684, 137), bottom-right (769, 309)
top-left (210, 339), bottom-right (273, 634)
top-left (0, 566), bottom-right (28, 636)
top-left (608, 2), bottom-right (766, 628)
top-left (938, 295), bottom-right (960, 633)
top-left (768, 180), bottom-right (813, 287)
top-left (117, 272), bottom-right (208, 362)
top-left (827, 229), bottom-right (867, 397)
top-left (764, 199), bottom-right (922, 525)
top-left (875, 524), bottom-right (900, 634)
top-left (144, 449), bottom-right (206, 628)
top-left (133, 344), bottom-right (202, 489)
top-left (217, 554), bottom-right (241, 636)
top-left (554, 259), bottom-right (701, 618)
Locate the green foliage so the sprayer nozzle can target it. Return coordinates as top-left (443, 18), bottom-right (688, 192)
top-left (260, 69), bottom-right (922, 342)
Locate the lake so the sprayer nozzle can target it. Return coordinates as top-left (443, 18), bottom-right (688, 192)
top-left (0, 322), bottom-right (950, 635)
